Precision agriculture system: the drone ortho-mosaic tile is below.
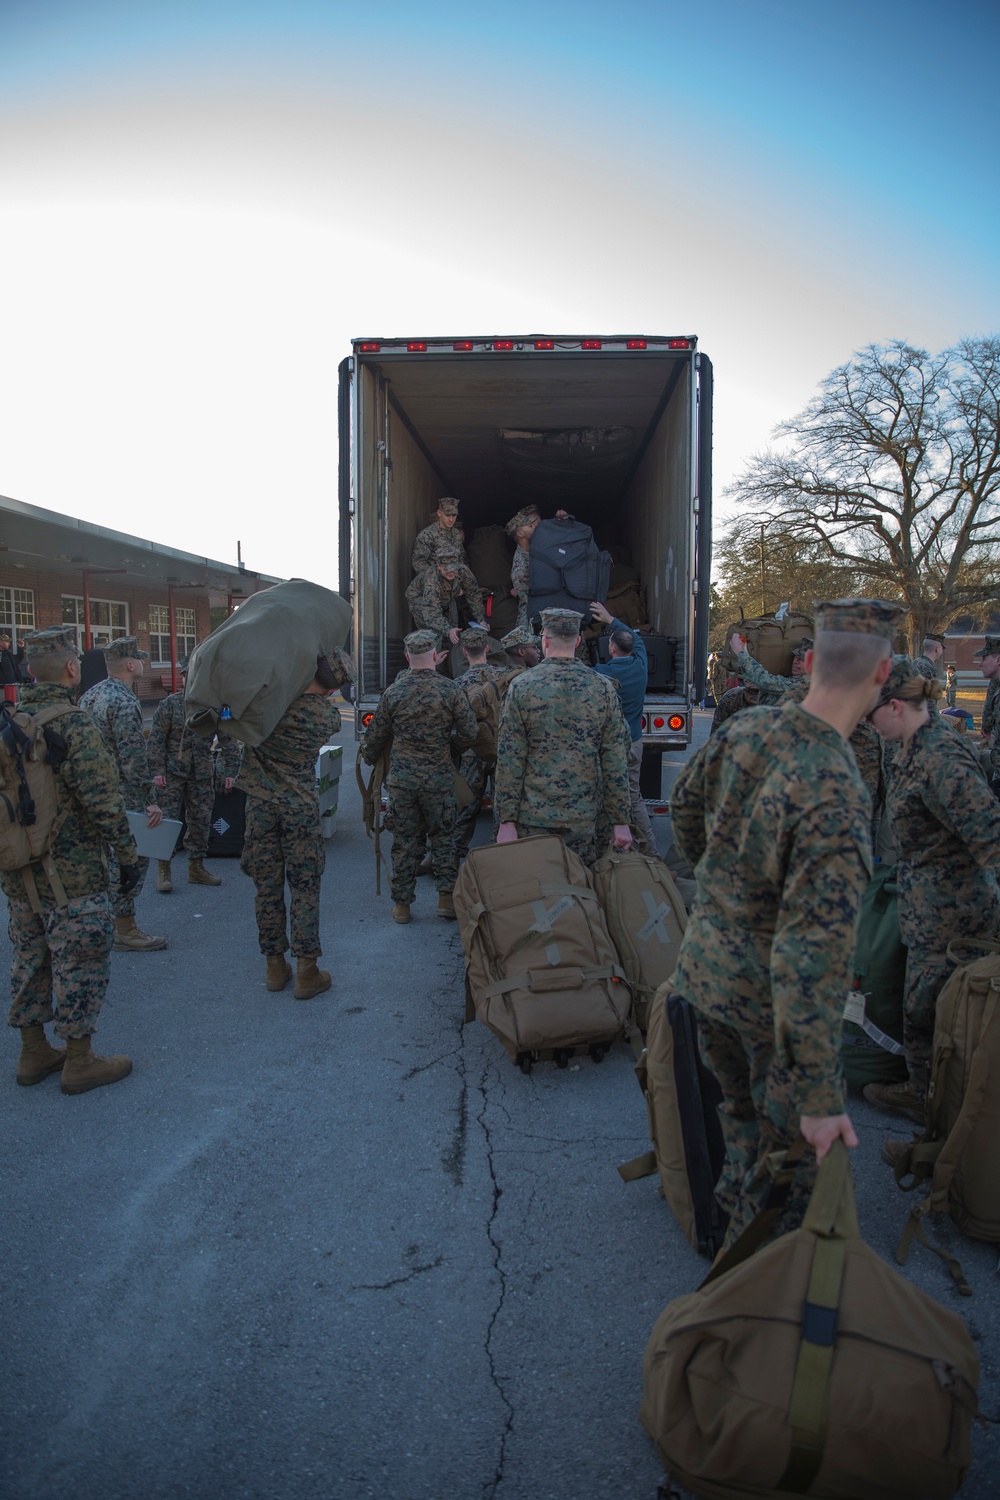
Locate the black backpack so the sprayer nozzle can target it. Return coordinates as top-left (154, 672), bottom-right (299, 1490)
top-left (527, 516), bottom-right (612, 623)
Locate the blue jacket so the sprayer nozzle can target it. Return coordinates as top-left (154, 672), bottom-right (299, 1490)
top-left (593, 619), bottom-right (647, 741)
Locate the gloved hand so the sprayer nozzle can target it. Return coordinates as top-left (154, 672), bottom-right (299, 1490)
top-left (119, 863), bottom-right (142, 896)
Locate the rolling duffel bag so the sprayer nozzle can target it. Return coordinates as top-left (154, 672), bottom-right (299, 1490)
top-left (641, 1139), bottom-right (980, 1500)
top-left (454, 835), bottom-right (631, 1069)
top-left (204, 788), bottom-right (246, 857)
top-left (618, 986), bottom-right (727, 1258)
top-left (592, 848), bottom-right (687, 1033)
top-left (527, 516), bottom-right (611, 625)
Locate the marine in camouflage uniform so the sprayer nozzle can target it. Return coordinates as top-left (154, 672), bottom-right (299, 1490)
top-left (148, 684), bottom-right (241, 875)
top-left (672, 598), bottom-right (903, 1243)
top-left (5, 628), bottom-right (137, 1092)
top-left (976, 636), bottom-right (1000, 790)
top-left (79, 637), bottom-right (166, 949)
top-left (360, 629), bottom-right (477, 918)
top-left (870, 657), bottom-right (1000, 1107)
top-left (238, 690), bottom-right (341, 967)
top-left (710, 683), bottom-right (761, 734)
top-left (410, 499), bottom-right (467, 574)
top-left (913, 632), bottom-right (945, 711)
top-left (405, 553), bottom-right (487, 643)
top-left (709, 652), bottom-right (729, 705)
top-left (453, 629), bottom-right (507, 858)
top-left (494, 609), bottom-right (631, 867)
top-left (506, 507), bottom-right (539, 632)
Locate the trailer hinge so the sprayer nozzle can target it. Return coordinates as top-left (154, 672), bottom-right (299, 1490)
top-left (692, 579), bottom-right (699, 595)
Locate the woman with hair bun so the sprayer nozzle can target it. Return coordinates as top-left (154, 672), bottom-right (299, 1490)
top-left (864, 656), bottom-right (1000, 1146)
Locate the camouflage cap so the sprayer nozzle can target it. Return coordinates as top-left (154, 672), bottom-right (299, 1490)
top-left (812, 597), bottom-right (905, 638)
top-left (436, 497), bottom-right (460, 515)
top-left (101, 636), bottom-right (149, 661)
top-left (924, 632), bottom-right (946, 646)
top-left (500, 626), bottom-right (538, 651)
top-left (791, 636), bottom-right (814, 659)
top-left (972, 636), bottom-right (1000, 659)
top-left (505, 507), bottom-right (540, 537)
top-left (872, 654), bottom-right (935, 710)
top-left (460, 627), bottom-right (489, 652)
top-left (23, 626), bottom-right (79, 660)
top-left (540, 608), bottom-right (583, 638)
top-left (433, 542), bottom-right (464, 564)
top-left (404, 628), bottom-right (440, 655)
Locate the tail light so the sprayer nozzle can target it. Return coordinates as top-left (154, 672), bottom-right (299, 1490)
top-left (358, 341), bottom-right (380, 353)
top-left (494, 340), bottom-right (515, 351)
top-left (453, 340), bottom-right (474, 351)
top-left (626, 339), bottom-right (647, 350)
top-left (668, 714), bottom-right (685, 731)
top-left (581, 339), bottom-right (602, 350)
top-left (668, 338), bottom-right (691, 350)
top-left (407, 341), bottom-right (428, 353)
top-left (361, 712), bottom-right (375, 727)
top-left (534, 339), bottom-right (555, 350)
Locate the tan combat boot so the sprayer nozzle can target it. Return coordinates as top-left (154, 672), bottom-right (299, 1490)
top-left (294, 956), bottom-right (331, 1000)
top-left (437, 891), bottom-right (456, 920)
top-left (188, 857), bottom-right (222, 886)
top-left (862, 1079), bottom-right (925, 1126)
top-left (156, 860), bottom-right (173, 893)
top-left (16, 1024), bottom-right (66, 1086)
top-left (113, 916), bottom-right (168, 952)
top-left (60, 1036), bottom-right (132, 1095)
top-left (266, 955), bottom-right (293, 992)
top-left (392, 902), bottom-right (411, 924)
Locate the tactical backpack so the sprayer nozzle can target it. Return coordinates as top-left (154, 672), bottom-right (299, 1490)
top-left (641, 1140), bottom-right (980, 1500)
top-left (841, 865), bottom-right (908, 1088)
top-left (894, 938), bottom-right (1000, 1290)
top-left (0, 703), bottom-right (81, 911)
top-left (592, 848), bottom-right (687, 1032)
top-left (460, 675), bottom-right (503, 765)
top-left (723, 608), bottom-right (813, 677)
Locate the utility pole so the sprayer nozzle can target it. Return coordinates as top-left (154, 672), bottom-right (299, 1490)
top-left (759, 524), bottom-right (766, 615)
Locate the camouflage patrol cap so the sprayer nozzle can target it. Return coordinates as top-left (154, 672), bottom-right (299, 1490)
top-left (404, 629), bottom-right (440, 655)
top-left (460, 627), bottom-right (489, 652)
top-left (436, 498), bottom-right (460, 515)
top-left (540, 608), bottom-right (583, 638)
top-left (872, 654), bottom-right (940, 710)
top-left (500, 626), bottom-right (538, 651)
top-left (972, 636), bottom-right (1000, 659)
top-left (791, 636), bottom-right (814, 660)
top-left (505, 507), bottom-right (540, 537)
top-left (812, 598), bottom-right (905, 638)
top-left (23, 626), bottom-right (79, 660)
top-left (433, 542), bottom-right (464, 564)
top-left (101, 636), bottom-right (149, 661)
top-left (924, 632), bottom-right (946, 646)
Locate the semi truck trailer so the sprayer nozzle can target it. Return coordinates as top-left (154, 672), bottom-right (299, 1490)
top-left (339, 333), bottom-right (712, 798)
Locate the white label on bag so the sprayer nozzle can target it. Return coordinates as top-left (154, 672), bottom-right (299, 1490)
top-left (638, 890), bottom-right (670, 944)
top-left (530, 895), bottom-right (573, 933)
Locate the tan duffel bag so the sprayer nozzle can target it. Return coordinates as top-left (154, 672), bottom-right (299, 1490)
top-left (641, 1140), bottom-right (979, 1500)
top-left (723, 608), bottom-right (813, 677)
top-left (454, 835), bottom-right (631, 1068)
top-left (592, 848), bottom-right (687, 1033)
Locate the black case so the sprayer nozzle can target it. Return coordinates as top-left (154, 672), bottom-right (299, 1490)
top-left (591, 632), bottom-right (677, 692)
top-left (664, 993), bottom-right (728, 1259)
top-left (205, 788), bottom-right (247, 857)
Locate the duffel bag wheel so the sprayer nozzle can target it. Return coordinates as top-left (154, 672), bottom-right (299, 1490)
top-left (554, 1048), bottom-right (570, 1069)
top-left (590, 1044), bottom-right (607, 1064)
top-left (517, 1053), bottom-right (533, 1075)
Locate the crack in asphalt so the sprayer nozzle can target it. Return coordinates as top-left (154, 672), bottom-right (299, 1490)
top-left (476, 1056), bottom-right (515, 1500)
top-left (351, 1256), bottom-right (444, 1292)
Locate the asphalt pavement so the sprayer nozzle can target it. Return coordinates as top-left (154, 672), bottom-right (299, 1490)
top-left (1, 710), bottom-right (997, 1499)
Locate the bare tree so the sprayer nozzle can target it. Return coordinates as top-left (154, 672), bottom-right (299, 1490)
top-left (727, 338), bottom-right (1000, 650)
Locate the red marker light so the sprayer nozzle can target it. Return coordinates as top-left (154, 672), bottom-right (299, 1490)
top-left (361, 712), bottom-right (375, 727)
top-left (581, 339), bottom-right (602, 350)
top-left (453, 340), bottom-right (474, 351)
top-left (653, 715), bottom-right (665, 729)
top-left (626, 339), bottom-right (647, 350)
top-left (358, 341), bottom-right (380, 353)
top-left (641, 715), bottom-right (648, 732)
top-left (668, 338), bottom-right (691, 350)
top-left (668, 714), bottom-right (685, 731)
top-left (534, 339), bottom-right (555, 350)
top-left (494, 339), bottom-right (515, 351)
top-left (407, 341), bottom-right (428, 352)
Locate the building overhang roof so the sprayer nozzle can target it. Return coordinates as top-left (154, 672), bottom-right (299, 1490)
top-left (0, 493), bottom-right (282, 597)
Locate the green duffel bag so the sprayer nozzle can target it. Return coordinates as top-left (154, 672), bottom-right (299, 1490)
top-left (841, 864), bottom-right (909, 1088)
top-left (641, 1140), bottom-right (980, 1500)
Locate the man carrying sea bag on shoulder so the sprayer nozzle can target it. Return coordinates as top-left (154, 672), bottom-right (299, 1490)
top-left (669, 597), bottom-right (903, 1247)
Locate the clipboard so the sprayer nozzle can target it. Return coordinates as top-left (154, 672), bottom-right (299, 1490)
top-left (126, 811), bottom-right (182, 861)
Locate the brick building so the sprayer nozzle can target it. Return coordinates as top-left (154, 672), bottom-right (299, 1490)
top-left (0, 494), bottom-right (282, 698)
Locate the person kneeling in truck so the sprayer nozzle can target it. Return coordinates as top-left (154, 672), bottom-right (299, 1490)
top-left (590, 601), bottom-right (655, 854)
top-left (405, 543), bottom-right (489, 647)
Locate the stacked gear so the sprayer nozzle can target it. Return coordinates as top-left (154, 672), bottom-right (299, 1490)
top-left (723, 607), bottom-right (814, 677)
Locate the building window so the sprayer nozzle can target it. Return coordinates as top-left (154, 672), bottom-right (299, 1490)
top-left (61, 596), bottom-right (129, 651)
top-left (149, 604), bottom-right (197, 668)
top-left (0, 587), bottom-right (36, 638)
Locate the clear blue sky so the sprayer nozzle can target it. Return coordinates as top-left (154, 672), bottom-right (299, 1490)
top-left (1, 0), bottom-right (996, 584)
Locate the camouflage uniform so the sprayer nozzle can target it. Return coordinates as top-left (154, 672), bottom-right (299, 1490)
top-left (360, 668), bottom-right (477, 903)
top-left (411, 518), bottom-right (467, 574)
top-left (912, 653), bottom-right (943, 712)
top-left (494, 657), bottom-right (631, 866)
top-left (79, 672), bottom-right (157, 918)
top-left (778, 677), bottom-right (883, 806)
top-left (238, 694), bottom-right (341, 958)
top-left (710, 684), bottom-right (760, 734)
top-left (405, 564), bottom-right (487, 640)
top-left (709, 654), bottom-right (729, 705)
top-left (510, 545), bottom-right (531, 631)
top-left (147, 691), bottom-right (241, 858)
top-left (884, 710), bottom-right (1000, 1096)
top-left (671, 700), bottom-right (873, 1242)
top-left (981, 674), bottom-right (1000, 782)
top-left (4, 679), bottom-right (137, 1039)
top-left (454, 657), bottom-right (507, 857)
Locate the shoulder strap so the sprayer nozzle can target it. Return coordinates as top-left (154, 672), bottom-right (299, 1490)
top-left (699, 1133), bottom-right (809, 1287)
